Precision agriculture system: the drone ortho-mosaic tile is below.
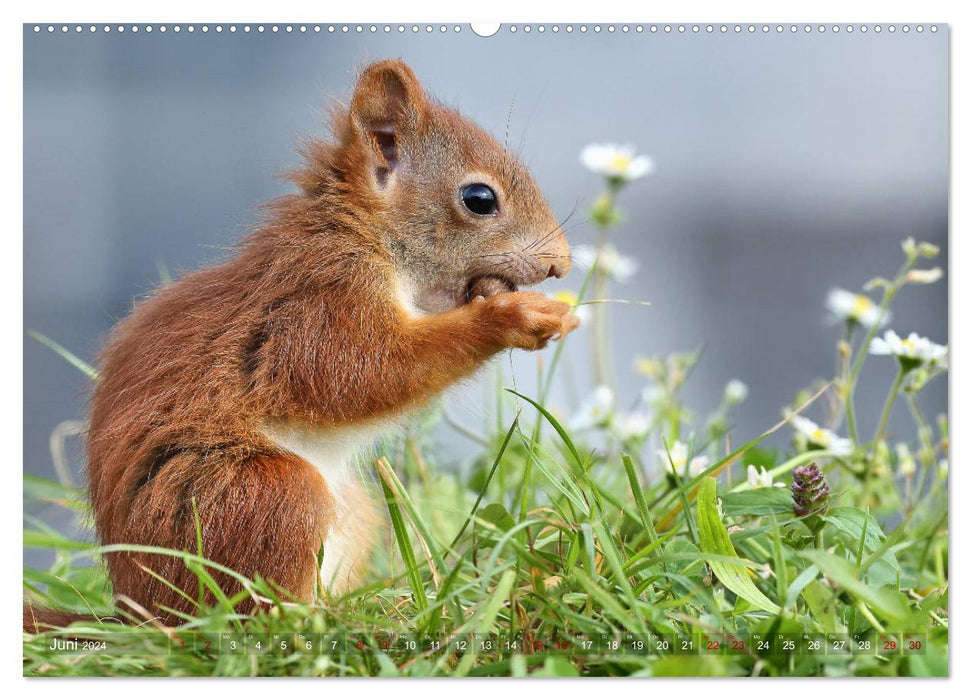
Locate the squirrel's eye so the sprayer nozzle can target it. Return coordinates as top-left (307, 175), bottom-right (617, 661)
top-left (461, 183), bottom-right (498, 216)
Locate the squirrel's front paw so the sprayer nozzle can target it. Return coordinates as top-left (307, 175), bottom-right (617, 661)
top-left (481, 291), bottom-right (581, 350)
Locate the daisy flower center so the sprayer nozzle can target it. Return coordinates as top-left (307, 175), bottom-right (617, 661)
top-left (609, 154), bottom-right (632, 172)
top-left (851, 295), bottom-right (873, 317)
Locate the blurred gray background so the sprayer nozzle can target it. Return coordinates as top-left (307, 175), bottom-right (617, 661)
top-left (24, 26), bottom-right (948, 554)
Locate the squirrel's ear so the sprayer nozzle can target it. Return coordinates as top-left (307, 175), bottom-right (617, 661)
top-left (349, 60), bottom-right (427, 186)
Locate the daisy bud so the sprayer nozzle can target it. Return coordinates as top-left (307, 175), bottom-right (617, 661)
top-left (901, 237), bottom-right (917, 260)
top-left (724, 379), bottom-right (748, 405)
top-left (873, 440), bottom-right (890, 475)
top-left (590, 192), bottom-right (620, 227)
top-left (906, 367), bottom-right (929, 393)
top-left (895, 443), bottom-right (917, 478)
top-left (905, 268), bottom-right (943, 285)
top-left (634, 357), bottom-right (664, 380)
top-left (918, 241), bottom-right (940, 258)
top-left (708, 415), bottom-right (729, 436)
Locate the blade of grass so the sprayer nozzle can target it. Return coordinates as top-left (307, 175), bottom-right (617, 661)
top-left (28, 330), bottom-right (98, 380)
top-left (453, 569), bottom-right (516, 676)
top-left (799, 549), bottom-right (910, 624)
top-left (506, 389), bottom-right (587, 482)
top-left (377, 464), bottom-right (429, 613)
top-left (375, 457), bottom-right (443, 583)
top-left (768, 513), bottom-right (789, 606)
top-left (505, 389), bottom-right (601, 518)
top-left (622, 453), bottom-right (659, 547)
top-left (449, 413), bottom-right (519, 550)
top-left (571, 568), bottom-right (645, 632)
top-left (190, 497), bottom-right (205, 606)
top-left (661, 438), bottom-right (699, 544)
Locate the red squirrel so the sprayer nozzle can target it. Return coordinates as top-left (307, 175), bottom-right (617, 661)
top-left (25, 60), bottom-right (577, 630)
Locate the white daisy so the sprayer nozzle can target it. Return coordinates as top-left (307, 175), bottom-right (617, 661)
top-left (552, 290), bottom-right (591, 324)
top-left (658, 440), bottom-right (709, 478)
top-left (580, 143), bottom-right (655, 182)
top-left (869, 330), bottom-right (948, 368)
top-left (791, 416), bottom-right (854, 456)
top-left (825, 288), bottom-right (889, 329)
top-left (572, 244), bottom-right (638, 282)
top-left (746, 464), bottom-right (783, 489)
top-left (570, 385), bottom-right (615, 431)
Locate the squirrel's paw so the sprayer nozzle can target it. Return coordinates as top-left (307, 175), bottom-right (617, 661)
top-left (482, 291), bottom-right (581, 350)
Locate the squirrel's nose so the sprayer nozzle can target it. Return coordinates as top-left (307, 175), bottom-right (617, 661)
top-left (547, 263), bottom-right (567, 279)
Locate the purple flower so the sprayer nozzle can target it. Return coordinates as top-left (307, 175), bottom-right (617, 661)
top-left (791, 463), bottom-right (830, 531)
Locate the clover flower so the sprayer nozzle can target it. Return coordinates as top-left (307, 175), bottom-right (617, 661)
top-left (791, 416), bottom-right (853, 456)
top-left (825, 288), bottom-right (889, 329)
top-left (570, 385), bottom-right (615, 431)
top-left (580, 143), bottom-right (654, 183)
top-left (658, 441), bottom-right (709, 478)
top-left (870, 330), bottom-right (948, 370)
top-left (747, 465), bottom-right (783, 489)
top-left (572, 243), bottom-right (638, 282)
top-left (791, 463), bottom-right (830, 532)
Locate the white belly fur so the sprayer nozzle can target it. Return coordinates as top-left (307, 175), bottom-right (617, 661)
top-left (261, 418), bottom-right (395, 593)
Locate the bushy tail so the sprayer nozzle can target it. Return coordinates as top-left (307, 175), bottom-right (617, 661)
top-left (23, 602), bottom-right (95, 633)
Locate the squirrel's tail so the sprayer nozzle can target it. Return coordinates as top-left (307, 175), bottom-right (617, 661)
top-left (23, 601), bottom-right (96, 633)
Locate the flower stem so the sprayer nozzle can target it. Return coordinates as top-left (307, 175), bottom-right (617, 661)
top-left (874, 367), bottom-right (906, 445)
top-left (907, 394), bottom-right (935, 509)
top-left (590, 189), bottom-right (617, 389)
top-left (844, 259), bottom-right (914, 443)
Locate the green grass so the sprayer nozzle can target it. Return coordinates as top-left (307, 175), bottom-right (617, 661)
top-left (23, 390), bottom-right (948, 677)
top-left (23, 244), bottom-right (948, 677)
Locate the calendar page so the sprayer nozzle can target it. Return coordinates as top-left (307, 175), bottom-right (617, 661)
top-left (22, 20), bottom-right (948, 679)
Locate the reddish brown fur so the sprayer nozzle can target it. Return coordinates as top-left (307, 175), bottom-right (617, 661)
top-left (32, 60), bottom-right (576, 627)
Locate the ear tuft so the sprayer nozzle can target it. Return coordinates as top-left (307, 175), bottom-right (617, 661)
top-left (349, 60), bottom-right (427, 185)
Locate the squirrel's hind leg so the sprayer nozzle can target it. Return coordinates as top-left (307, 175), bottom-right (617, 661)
top-left (108, 449), bottom-right (336, 623)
